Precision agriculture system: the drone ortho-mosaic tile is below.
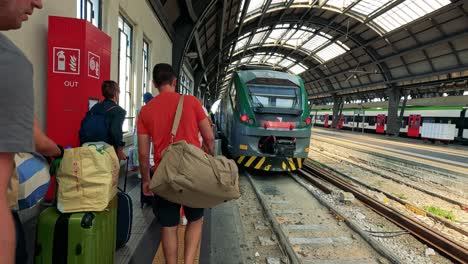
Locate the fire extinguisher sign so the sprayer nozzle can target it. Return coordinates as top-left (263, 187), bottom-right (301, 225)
top-left (88, 52), bottom-right (100, 79)
top-left (52, 47), bottom-right (80, 75)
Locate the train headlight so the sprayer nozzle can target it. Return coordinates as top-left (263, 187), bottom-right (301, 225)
top-left (248, 119), bottom-right (255, 125)
top-left (240, 114), bottom-right (249, 123)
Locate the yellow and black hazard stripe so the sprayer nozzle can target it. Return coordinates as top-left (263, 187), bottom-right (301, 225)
top-left (237, 156), bottom-right (303, 171)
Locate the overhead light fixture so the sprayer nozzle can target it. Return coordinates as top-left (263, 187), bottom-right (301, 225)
top-left (186, 52), bottom-right (198, 59)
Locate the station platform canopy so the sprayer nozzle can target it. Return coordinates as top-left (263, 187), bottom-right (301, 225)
top-left (151, 0), bottom-right (468, 104)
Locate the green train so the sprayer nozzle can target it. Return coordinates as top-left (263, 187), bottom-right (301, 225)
top-left (217, 69), bottom-right (312, 171)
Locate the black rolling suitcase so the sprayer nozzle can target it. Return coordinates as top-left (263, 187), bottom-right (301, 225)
top-left (116, 160), bottom-right (133, 248)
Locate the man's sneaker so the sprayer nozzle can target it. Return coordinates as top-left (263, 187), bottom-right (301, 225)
top-left (182, 216), bottom-right (188, 225)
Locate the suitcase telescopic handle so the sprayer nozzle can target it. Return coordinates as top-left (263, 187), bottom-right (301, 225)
top-left (123, 159), bottom-right (129, 192)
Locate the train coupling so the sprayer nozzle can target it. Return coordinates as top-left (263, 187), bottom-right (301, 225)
top-left (258, 136), bottom-right (296, 156)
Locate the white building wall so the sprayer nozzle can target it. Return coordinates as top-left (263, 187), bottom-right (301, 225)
top-left (4, 0), bottom-right (172, 128)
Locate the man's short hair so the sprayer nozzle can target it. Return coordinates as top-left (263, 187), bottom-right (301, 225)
top-left (153, 63), bottom-right (176, 87)
top-left (102, 80), bottom-right (119, 100)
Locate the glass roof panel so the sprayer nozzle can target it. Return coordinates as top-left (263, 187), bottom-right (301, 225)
top-left (301, 35), bottom-right (329, 53)
top-left (234, 37), bottom-right (249, 52)
top-left (271, 0), bottom-right (288, 5)
top-left (293, 0), bottom-right (311, 4)
top-left (316, 43), bottom-right (347, 61)
top-left (275, 23), bottom-right (291, 29)
top-left (265, 55), bottom-right (283, 65)
top-left (250, 32), bottom-right (267, 46)
top-left (281, 29), bottom-right (296, 44)
top-left (289, 63), bottom-right (307, 75)
top-left (250, 54), bottom-right (264, 63)
top-left (240, 56), bottom-right (252, 63)
top-left (326, 0), bottom-right (356, 10)
top-left (351, 0), bottom-right (393, 16)
top-left (265, 28), bottom-right (287, 44)
top-left (285, 30), bottom-right (315, 47)
top-left (246, 0), bottom-right (266, 15)
top-left (278, 58), bottom-right (295, 68)
top-left (336, 40), bottom-right (350, 51)
top-left (371, 0), bottom-right (451, 33)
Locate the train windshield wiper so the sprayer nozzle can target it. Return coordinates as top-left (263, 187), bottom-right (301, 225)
top-left (252, 95), bottom-right (264, 108)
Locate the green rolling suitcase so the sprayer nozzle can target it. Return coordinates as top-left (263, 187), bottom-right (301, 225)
top-left (35, 197), bottom-right (117, 264)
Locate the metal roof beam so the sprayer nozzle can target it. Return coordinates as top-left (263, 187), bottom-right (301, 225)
top-left (308, 65), bottom-right (468, 98)
top-left (185, 0), bottom-right (198, 22)
top-left (299, 2), bottom-right (464, 72)
top-left (306, 28), bottom-right (468, 85)
top-left (216, 12), bottom-right (392, 83)
top-left (214, 0), bottom-right (227, 100)
top-left (194, 31), bottom-right (206, 69)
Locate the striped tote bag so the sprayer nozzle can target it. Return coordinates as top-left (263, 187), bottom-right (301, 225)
top-left (14, 153), bottom-right (50, 210)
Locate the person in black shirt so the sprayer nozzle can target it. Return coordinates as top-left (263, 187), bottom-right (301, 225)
top-left (80, 80), bottom-right (127, 160)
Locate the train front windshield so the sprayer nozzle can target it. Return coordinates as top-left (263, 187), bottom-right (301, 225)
top-left (248, 84), bottom-right (302, 110)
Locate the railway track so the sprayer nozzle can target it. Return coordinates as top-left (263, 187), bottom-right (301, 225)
top-left (245, 170), bottom-right (394, 264)
top-left (311, 147), bottom-right (468, 208)
top-left (299, 161), bottom-right (468, 264)
top-left (312, 134), bottom-right (468, 177)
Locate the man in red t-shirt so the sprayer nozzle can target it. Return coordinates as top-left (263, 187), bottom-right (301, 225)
top-left (137, 63), bottom-right (214, 264)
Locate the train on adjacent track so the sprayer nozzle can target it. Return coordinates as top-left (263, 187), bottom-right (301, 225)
top-left (216, 68), bottom-right (312, 171)
top-left (312, 103), bottom-right (468, 143)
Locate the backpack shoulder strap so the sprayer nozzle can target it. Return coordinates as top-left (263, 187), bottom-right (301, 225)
top-left (106, 105), bottom-right (118, 112)
top-left (171, 95), bottom-right (184, 142)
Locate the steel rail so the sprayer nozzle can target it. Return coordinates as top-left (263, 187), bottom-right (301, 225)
top-left (301, 161), bottom-right (468, 264)
top-left (245, 171), bottom-right (301, 264)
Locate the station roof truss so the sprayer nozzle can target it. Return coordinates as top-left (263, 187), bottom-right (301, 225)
top-left (153, 0), bottom-right (468, 103)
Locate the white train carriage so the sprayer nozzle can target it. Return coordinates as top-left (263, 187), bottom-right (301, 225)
top-left (312, 106), bottom-right (468, 142)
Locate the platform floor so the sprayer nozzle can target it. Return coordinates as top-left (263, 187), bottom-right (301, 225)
top-left (115, 170), bottom-right (245, 264)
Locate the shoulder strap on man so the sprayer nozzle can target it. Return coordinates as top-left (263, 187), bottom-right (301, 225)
top-left (171, 95), bottom-right (184, 142)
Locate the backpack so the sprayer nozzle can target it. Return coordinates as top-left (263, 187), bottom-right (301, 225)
top-left (79, 103), bottom-right (117, 145)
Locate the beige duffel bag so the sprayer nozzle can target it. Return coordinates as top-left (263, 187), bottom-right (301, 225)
top-left (150, 95), bottom-right (240, 208)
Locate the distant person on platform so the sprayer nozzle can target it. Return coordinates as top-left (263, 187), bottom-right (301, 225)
top-left (0, 0), bottom-right (43, 263)
top-left (206, 104), bottom-right (216, 125)
top-left (138, 63), bottom-right (214, 264)
top-left (79, 80), bottom-right (127, 160)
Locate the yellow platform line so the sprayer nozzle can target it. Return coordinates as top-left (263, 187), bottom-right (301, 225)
top-left (245, 156), bottom-right (257, 167)
top-left (254, 157), bottom-right (266, 169)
